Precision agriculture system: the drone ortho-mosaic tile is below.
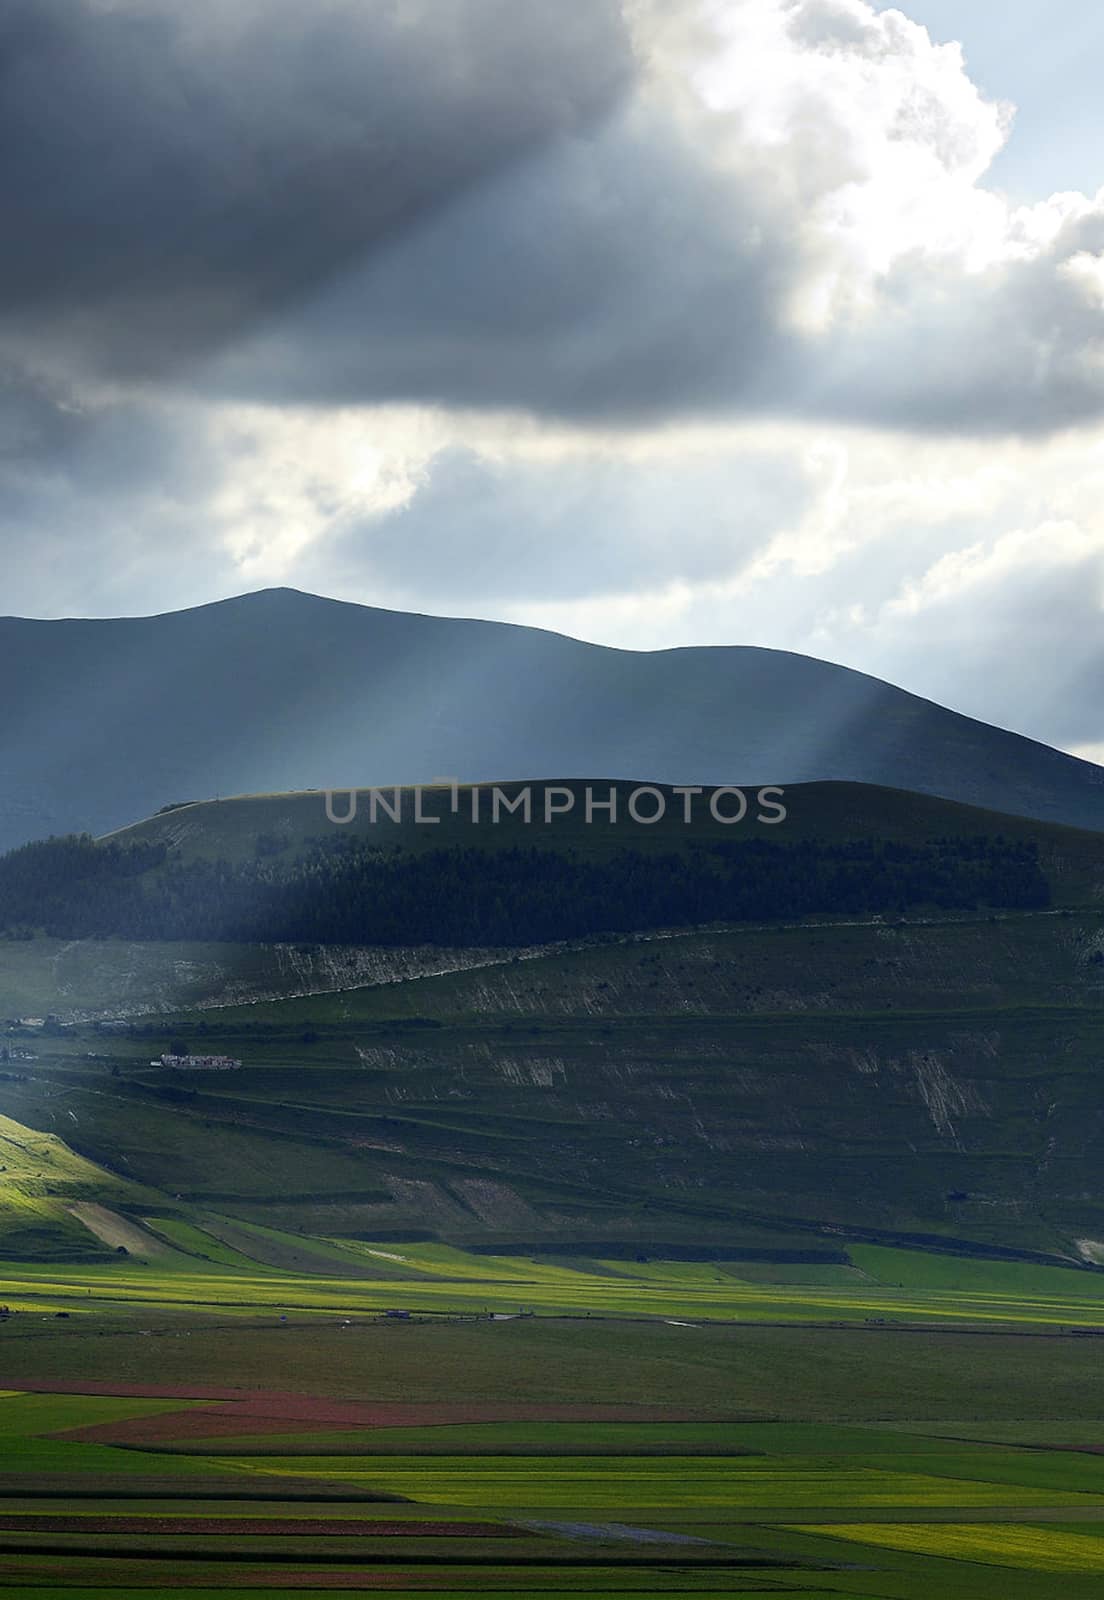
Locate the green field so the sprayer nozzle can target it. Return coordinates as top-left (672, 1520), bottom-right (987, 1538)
top-left (6, 1229), bottom-right (1104, 1328)
top-left (1, 1356), bottom-right (1103, 1597)
top-left (2, 1218), bottom-right (1104, 1596)
top-left (4, 1148), bottom-right (1104, 1595)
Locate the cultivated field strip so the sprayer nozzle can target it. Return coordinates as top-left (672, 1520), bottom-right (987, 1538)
top-left (5, 1236), bottom-right (1104, 1328)
top-left (3, 1391), bottom-right (1104, 1597)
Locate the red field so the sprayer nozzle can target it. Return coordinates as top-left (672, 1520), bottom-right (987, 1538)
top-left (0, 1516), bottom-right (518, 1536)
top-left (57, 1391), bottom-right (710, 1446)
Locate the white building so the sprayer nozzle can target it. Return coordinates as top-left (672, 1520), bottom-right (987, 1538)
top-left (159, 1053), bottom-right (242, 1071)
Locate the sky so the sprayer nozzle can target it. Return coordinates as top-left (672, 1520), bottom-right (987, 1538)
top-left (2, 0), bottom-right (1103, 761)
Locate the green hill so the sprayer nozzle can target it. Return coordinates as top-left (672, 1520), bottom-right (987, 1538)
top-left (0, 779), bottom-right (1077, 951)
top-left (105, 775), bottom-right (1104, 860)
top-left (100, 778), bottom-right (1104, 910)
top-left (0, 1114), bottom-right (159, 1262)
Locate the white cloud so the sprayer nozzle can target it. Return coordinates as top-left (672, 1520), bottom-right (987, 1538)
top-left (480, 419), bottom-right (1104, 753)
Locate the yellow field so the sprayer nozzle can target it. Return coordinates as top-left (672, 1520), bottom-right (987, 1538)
top-left (801, 1521), bottom-right (1104, 1572)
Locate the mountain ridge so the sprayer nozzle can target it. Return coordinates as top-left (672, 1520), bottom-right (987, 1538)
top-left (2, 585), bottom-right (1101, 852)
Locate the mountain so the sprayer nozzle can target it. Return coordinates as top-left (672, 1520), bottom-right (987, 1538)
top-left (1, 586), bottom-right (1102, 853)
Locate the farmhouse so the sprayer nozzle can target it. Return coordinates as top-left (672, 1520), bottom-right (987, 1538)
top-left (157, 1053), bottom-right (242, 1071)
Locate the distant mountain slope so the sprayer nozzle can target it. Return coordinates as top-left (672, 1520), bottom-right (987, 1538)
top-left (2, 587), bottom-right (1101, 851)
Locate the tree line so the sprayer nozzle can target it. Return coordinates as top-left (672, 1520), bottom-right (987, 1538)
top-left (0, 829), bottom-right (1049, 947)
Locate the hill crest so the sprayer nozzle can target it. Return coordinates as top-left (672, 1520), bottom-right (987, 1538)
top-left (1, 587), bottom-right (1102, 852)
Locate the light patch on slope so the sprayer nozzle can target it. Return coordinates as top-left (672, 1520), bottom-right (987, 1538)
top-left (67, 1203), bottom-right (171, 1258)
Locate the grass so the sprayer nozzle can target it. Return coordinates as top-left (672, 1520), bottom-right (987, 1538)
top-left (222, 1451), bottom-right (1104, 1510)
top-left (139, 1217), bottom-right (273, 1269)
top-left (169, 1422), bottom-right (771, 1456)
top-left (798, 1521), bottom-right (1104, 1572)
top-left (8, 1301), bottom-right (1104, 1422)
top-left (0, 933), bottom-right (546, 1023)
top-left (2, 1259), bottom-right (1104, 1597)
top-left (2, 1382), bottom-right (1104, 1596)
top-left (5, 1233), bottom-right (1104, 1327)
top-left (0, 1392), bottom-right (218, 1478)
top-left (105, 780), bottom-right (1104, 900)
top-left (0, 1114), bottom-right (157, 1263)
top-left (850, 1245), bottom-right (1104, 1296)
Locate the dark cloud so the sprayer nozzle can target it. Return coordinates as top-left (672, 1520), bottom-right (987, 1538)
top-left (186, 7), bottom-right (1104, 437)
top-left (0, 0), bottom-right (634, 375)
top-left (0, 364), bottom-right (208, 498)
top-left (2, 0), bottom-right (1102, 438)
top-left (0, 366), bottom-right (87, 465)
top-left (0, 362), bottom-right (233, 615)
top-left (207, 98), bottom-right (804, 421)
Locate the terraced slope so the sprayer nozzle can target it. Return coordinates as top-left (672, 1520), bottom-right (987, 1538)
top-left (2, 897), bottom-right (1104, 1261)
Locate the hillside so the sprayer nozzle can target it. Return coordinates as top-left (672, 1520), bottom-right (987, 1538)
top-left (4, 901), bottom-right (1104, 1266)
top-left (0, 1113), bottom-right (157, 1262)
top-left (2, 778), bottom-right (1103, 1264)
top-left (105, 778), bottom-right (1104, 899)
top-left (2, 587), bottom-right (1102, 852)
top-left (0, 783), bottom-right (1073, 947)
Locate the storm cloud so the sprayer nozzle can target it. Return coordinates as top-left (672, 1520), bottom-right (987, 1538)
top-left (1, 0), bottom-right (1103, 762)
top-left (0, 0), bottom-right (635, 376)
top-left (0, 0), bottom-right (1101, 433)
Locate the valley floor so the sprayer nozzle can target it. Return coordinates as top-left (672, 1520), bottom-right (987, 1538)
top-left (2, 1245), bottom-right (1104, 1596)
